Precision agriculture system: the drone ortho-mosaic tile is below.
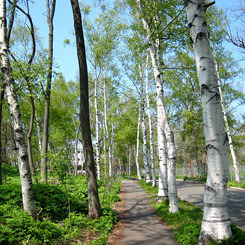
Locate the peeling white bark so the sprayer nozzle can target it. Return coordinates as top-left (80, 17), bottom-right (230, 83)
top-left (136, 0), bottom-right (178, 212)
top-left (95, 75), bottom-right (100, 180)
top-left (145, 55), bottom-right (156, 187)
top-left (184, 0), bottom-right (232, 243)
top-left (139, 65), bottom-right (151, 183)
top-left (136, 104), bottom-right (142, 180)
top-left (0, 0), bottom-right (36, 219)
top-left (211, 44), bottom-right (240, 183)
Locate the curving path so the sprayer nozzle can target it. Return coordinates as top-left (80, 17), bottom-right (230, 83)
top-left (177, 180), bottom-right (245, 229)
top-left (120, 180), bottom-right (178, 245)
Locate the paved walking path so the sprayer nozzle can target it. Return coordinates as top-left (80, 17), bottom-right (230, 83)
top-left (120, 180), bottom-right (178, 245)
top-left (177, 180), bottom-right (245, 229)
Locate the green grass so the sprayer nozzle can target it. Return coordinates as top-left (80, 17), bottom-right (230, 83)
top-left (138, 180), bottom-right (245, 245)
top-left (0, 165), bottom-right (121, 245)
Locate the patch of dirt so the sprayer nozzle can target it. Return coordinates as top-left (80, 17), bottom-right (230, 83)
top-left (107, 184), bottom-right (126, 245)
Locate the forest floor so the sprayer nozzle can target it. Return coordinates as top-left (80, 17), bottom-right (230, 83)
top-left (108, 180), bottom-right (178, 245)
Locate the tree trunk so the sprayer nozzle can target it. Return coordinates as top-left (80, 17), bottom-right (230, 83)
top-left (136, 0), bottom-right (178, 212)
top-left (111, 123), bottom-right (115, 177)
top-left (135, 104), bottom-right (142, 180)
top-left (70, 0), bottom-right (102, 219)
top-left (41, 0), bottom-right (56, 183)
top-left (145, 54), bottom-right (156, 187)
top-left (27, 94), bottom-right (38, 184)
top-left (184, 0), bottom-right (232, 243)
top-left (139, 65), bottom-right (151, 183)
top-left (94, 75), bottom-right (100, 180)
top-left (0, 0), bottom-right (36, 218)
top-left (0, 84), bottom-right (4, 185)
top-left (103, 78), bottom-right (112, 177)
top-left (211, 44), bottom-right (240, 182)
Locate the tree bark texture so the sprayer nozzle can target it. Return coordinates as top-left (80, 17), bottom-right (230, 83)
top-left (211, 44), bottom-right (240, 183)
top-left (184, 0), bottom-right (232, 243)
top-left (135, 104), bottom-right (142, 180)
top-left (70, 0), bottom-right (102, 219)
top-left (139, 65), bottom-right (151, 183)
top-left (0, 0), bottom-right (37, 218)
top-left (41, 0), bottom-right (56, 183)
top-left (0, 84), bottom-right (4, 185)
top-left (136, 0), bottom-right (178, 212)
top-left (103, 78), bottom-right (112, 177)
top-left (145, 56), bottom-right (156, 187)
top-left (94, 75), bottom-right (100, 180)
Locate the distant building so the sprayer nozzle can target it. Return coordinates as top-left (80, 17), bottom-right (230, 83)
top-left (73, 146), bottom-right (85, 174)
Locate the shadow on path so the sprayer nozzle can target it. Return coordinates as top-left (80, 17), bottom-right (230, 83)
top-left (120, 180), bottom-right (178, 245)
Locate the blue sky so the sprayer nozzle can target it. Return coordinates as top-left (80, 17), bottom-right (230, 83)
top-left (29, 0), bottom-right (243, 83)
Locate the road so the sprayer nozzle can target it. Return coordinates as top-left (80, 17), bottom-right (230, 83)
top-left (177, 180), bottom-right (245, 229)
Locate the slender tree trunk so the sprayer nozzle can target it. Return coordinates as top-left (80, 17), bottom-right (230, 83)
top-left (41, 0), bottom-right (56, 183)
top-left (103, 78), bottom-right (112, 177)
top-left (0, 84), bottom-right (4, 185)
top-left (211, 44), bottom-right (240, 182)
top-left (145, 54), bottom-right (156, 187)
top-left (95, 75), bottom-right (100, 180)
top-left (27, 94), bottom-right (38, 184)
top-left (135, 104), bottom-right (142, 180)
top-left (128, 146), bottom-right (131, 177)
top-left (139, 65), bottom-right (151, 183)
top-left (71, 0), bottom-right (101, 219)
top-left (184, 0), bottom-right (232, 243)
top-left (158, 129), bottom-right (169, 201)
top-left (136, 0), bottom-right (178, 212)
top-left (11, 0), bottom-right (38, 184)
top-left (111, 123), bottom-right (115, 177)
top-left (36, 117), bottom-right (42, 154)
top-left (0, 0), bottom-right (36, 218)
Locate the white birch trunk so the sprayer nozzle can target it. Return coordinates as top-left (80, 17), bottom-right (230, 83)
top-left (111, 123), bottom-right (115, 177)
top-left (184, 0), bottom-right (232, 242)
top-left (95, 75), bottom-right (100, 180)
top-left (145, 54), bottom-right (156, 187)
top-left (211, 44), bottom-right (240, 182)
top-left (136, 0), bottom-right (178, 212)
top-left (36, 117), bottom-right (42, 154)
top-left (103, 78), bottom-right (112, 177)
top-left (135, 104), bottom-right (142, 180)
top-left (128, 146), bottom-right (132, 177)
top-left (139, 65), bottom-right (151, 183)
top-left (0, 0), bottom-right (37, 218)
top-left (142, 104), bottom-right (151, 182)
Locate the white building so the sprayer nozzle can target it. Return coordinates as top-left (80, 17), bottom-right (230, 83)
top-left (73, 146), bottom-right (85, 174)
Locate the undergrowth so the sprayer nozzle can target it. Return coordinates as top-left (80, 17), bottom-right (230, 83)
top-left (139, 180), bottom-right (245, 245)
top-left (0, 164), bottom-right (121, 244)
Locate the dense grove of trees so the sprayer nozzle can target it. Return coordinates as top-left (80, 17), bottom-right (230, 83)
top-left (1, 0), bottom-right (245, 243)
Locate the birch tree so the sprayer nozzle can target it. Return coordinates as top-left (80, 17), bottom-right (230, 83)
top-left (10, 2), bottom-right (39, 184)
top-left (184, 0), bottom-right (232, 242)
top-left (0, 83), bottom-right (4, 185)
top-left (135, 0), bottom-right (179, 212)
top-left (0, 0), bottom-right (37, 218)
top-left (145, 55), bottom-right (156, 186)
top-left (139, 64), bottom-right (151, 182)
top-left (212, 44), bottom-right (240, 182)
top-left (70, 0), bottom-right (101, 219)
